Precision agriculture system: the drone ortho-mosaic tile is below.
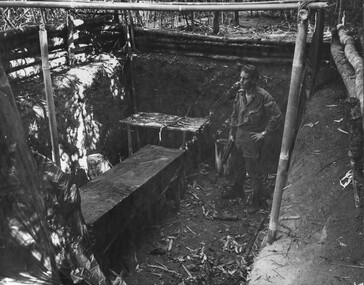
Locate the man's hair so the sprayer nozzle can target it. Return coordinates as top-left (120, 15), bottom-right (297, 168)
top-left (241, 64), bottom-right (259, 81)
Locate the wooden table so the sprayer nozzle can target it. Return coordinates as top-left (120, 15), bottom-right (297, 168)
top-left (80, 145), bottom-right (186, 262)
top-left (120, 112), bottom-right (209, 162)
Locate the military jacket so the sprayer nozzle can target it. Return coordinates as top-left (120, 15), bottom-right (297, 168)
top-left (229, 85), bottom-right (282, 134)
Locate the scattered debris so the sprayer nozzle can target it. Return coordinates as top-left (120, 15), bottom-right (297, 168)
top-left (186, 226), bottom-right (197, 235)
top-left (213, 211), bottom-right (239, 221)
top-left (303, 121), bottom-right (319, 128)
top-left (147, 263), bottom-right (181, 277)
top-left (148, 248), bottom-right (166, 255)
top-left (340, 169), bottom-right (353, 189)
top-left (337, 128), bottom-right (348, 134)
top-left (279, 215), bottom-right (301, 221)
top-left (334, 118), bottom-right (344, 123)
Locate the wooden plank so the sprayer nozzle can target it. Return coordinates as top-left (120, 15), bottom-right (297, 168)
top-left (120, 112), bottom-right (208, 133)
top-left (80, 144), bottom-right (185, 225)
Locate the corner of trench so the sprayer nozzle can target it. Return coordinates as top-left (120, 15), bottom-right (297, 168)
top-left (248, 63), bottom-right (364, 285)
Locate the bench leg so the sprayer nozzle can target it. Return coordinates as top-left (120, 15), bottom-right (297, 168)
top-left (127, 124), bottom-right (133, 156)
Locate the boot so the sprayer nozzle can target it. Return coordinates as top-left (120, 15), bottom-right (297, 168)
top-left (247, 201), bottom-right (260, 214)
top-left (222, 182), bottom-right (244, 199)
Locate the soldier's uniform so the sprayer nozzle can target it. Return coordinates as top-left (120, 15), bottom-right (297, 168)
top-left (228, 85), bottom-right (282, 211)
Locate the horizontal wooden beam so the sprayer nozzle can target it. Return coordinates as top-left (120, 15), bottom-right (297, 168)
top-left (0, 1), bottom-right (329, 12)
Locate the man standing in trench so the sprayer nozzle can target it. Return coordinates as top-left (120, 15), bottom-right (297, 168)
top-left (222, 64), bottom-right (282, 214)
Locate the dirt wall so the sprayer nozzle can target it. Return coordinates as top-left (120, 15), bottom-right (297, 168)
top-left (11, 52), bottom-right (291, 178)
top-left (131, 53), bottom-right (291, 173)
top-left (11, 55), bottom-right (128, 176)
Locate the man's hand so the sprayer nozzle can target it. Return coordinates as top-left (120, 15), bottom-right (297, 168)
top-left (250, 131), bottom-right (266, 141)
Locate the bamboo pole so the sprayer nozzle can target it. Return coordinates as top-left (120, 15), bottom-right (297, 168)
top-left (0, 1), bottom-right (329, 12)
top-left (267, 8), bottom-right (309, 244)
top-left (39, 24), bottom-right (61, 167)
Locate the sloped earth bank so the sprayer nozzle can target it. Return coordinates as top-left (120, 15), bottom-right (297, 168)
top-left (249, 68), bottom-right (364, 284)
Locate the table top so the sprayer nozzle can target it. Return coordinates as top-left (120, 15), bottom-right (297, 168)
top-left (120, 112), bottom-right (209, 133)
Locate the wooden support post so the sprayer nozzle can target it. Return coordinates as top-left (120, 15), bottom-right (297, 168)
top-left (128, 10), bottom-right (136, 51)
top-left (39, 24), bottom-right (61, 167)
top-left (124, 12), bottom-right (141, 151)
top-left (127, 124), bottom-right (133, 156)
top-left (66, 13), bottom-right (76, 67)
top-left (213, 11), bottom-right (219, 34)
top-left (267, 8), bottom-right (309, 244)
top-left (182, 131), bottom-right (187, 149)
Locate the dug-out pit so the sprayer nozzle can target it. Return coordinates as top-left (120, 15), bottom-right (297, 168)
top-left (11, 52), bottom-right (292, 274)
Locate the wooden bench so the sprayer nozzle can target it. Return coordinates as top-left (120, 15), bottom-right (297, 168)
top-left (79, 144), bottom-right (186, 264)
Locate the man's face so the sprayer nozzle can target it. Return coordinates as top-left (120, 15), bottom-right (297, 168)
top-left (239, 70), bottom-right (253, 90)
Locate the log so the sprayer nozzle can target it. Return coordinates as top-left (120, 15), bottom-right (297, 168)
top-left (6, 51), bottom-right (66, 72)
top-left (330, 28), bottom-right (357, 99)
top-left (134, 27), bottom-right (297, 45)
top-left (0, 33), bottom-right (66, 60)
top-left (0, 23), bottom-right (64, 41)
top-left (0, 16), bottom-right (113, 52)
top-left (139, 35), bottom-right (292, 49)
top-left (137, 41), bottom-right (293, 59)
top-left (7, 54), bottom-right (67, 79)
top-left (344, 97), bottom-right (363, 216)
top-left (337, 25), bottom-right (364, 115)
top-left (135, 34), bottom-right (296, 52)
top-left (0, 44), bottom-right (66, 66)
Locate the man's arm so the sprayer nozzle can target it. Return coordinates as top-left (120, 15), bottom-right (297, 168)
top-left (263, 94), bottom-right (282, 135)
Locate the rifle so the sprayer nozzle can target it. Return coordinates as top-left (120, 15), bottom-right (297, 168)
top-left (221, 138), bottom-right (234, 167)
top-left (214, 138), bottom-right (234, 184)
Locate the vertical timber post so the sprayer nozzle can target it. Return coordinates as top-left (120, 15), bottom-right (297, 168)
top-left (39, 24), bottom-right (61, 167)
top-left (267, 8), bottom-right (309, 244)
top-left (124, 11), bottom-right (141, 153)
top-left (213, 11), bottom-right (219, 34)
top-left (67, 13), bottom-right (76, 67)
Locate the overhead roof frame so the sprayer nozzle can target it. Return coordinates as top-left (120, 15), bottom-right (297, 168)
top-left (0, 1), bottom-right (329, 12)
